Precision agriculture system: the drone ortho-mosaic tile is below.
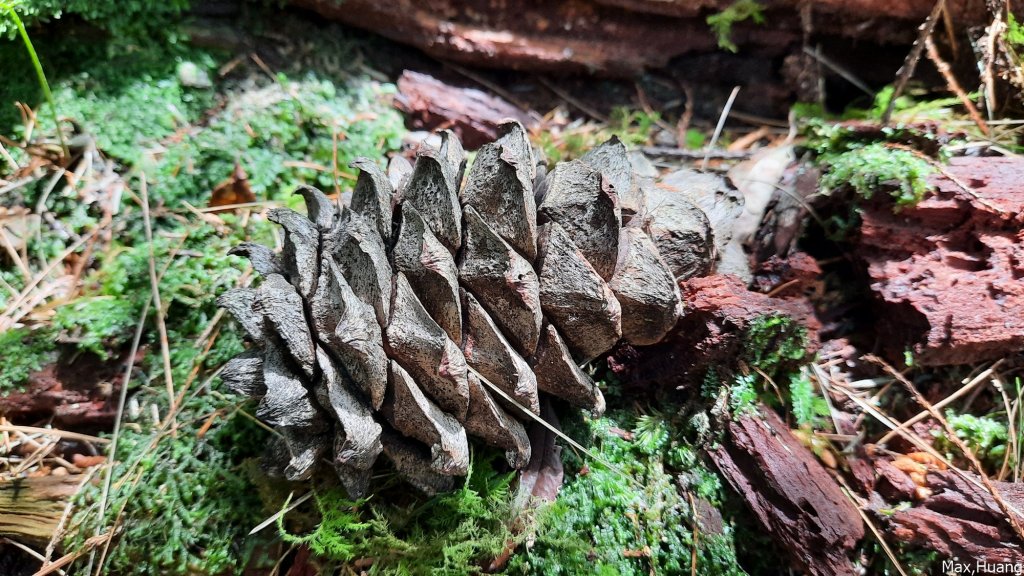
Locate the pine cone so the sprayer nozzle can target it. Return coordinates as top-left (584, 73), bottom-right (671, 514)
top-left (218, 122), bottom-right (736, 496)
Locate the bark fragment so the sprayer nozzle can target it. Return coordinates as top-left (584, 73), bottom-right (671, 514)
top-left (610, 226), bottom-right (681, 346)
top-left (386, 273), bottom-right (470, 420)
top-left (459, 205), bottom-right (542, 356)
top-left (708, 406), bottom-right (864, 576)
top-left (875, 469), bottom-right (1024, 567)
top-left (536, 222), bottom-right (622, 363)
top-left (392, 202), bottom-right (462, 343)
top-left (539, 159), bottom-right (621, 280)
top-left (395, 71), bottom-right (538, 150)
top-left (852, 156), bottom-right (1024, 365)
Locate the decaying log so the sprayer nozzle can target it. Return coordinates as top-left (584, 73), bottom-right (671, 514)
top-left (873, 469), bottom-right (1024, 568)
top-left (853, 156), bottom-right (1024, 365)
top-left (292, 0), bottom-right (1007, 77)
top-left (459, 205), bottom-right (543, 356)
top-left (539, 159), bottom-right (621, 281)
top-left (0, 474), bottom-right (84, 545)
top-left (395, 71), bottom-right (538, 150)
top-left (536, 222), bottom-right (622, 363)
top-left (708, 406), bottom-right (864, 576)
top-left (0, 350), bottom-right (140, 427)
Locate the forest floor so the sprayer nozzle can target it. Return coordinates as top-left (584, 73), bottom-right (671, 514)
top-left (0, 3), bottom-right (1023, 576)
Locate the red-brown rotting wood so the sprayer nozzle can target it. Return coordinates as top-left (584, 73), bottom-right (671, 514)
top-left (708, 406), bottom-right (865, 576)
top-left (854, 156), bottom-right (1024, 365)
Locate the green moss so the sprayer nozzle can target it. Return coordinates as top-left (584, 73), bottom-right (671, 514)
top-left (279, 451), bottom-right (516, 575)
top-left (67, 388), bottom-right (270, 575)
top-left (707, 0), bottom-right (765, 53)
top-left (741, 314), bottom-right (809, 380)
top-left (508, 414), bottom-right (745, 576)
top-left (819, 143), bottom-right (934, 209)
top-left (0, 0), bottom-right (191, 40)
top-left (52, 296), bottom-right (137, 359)
top-left (535, 107), bottom-right (662, 164)
top-left (0, 327), bottom-right (56, 392)
top-left (141, 75), bottom-right (404, 209)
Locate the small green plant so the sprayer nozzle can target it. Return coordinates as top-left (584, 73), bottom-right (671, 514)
top-left (0, 327), bottom-right (56, 392)
top-left (1, 0), bottom-right (66, 155)
top-left (707, 0), bottom-right (765, 53)
top-left (788, 370), bottom-right (830, 429)
top-left (742, 314), bottom-right (809, 380)
top-left (936, 411), bottom-right (1009, 473)
top-left (819, 143), bottom-right (934, 208)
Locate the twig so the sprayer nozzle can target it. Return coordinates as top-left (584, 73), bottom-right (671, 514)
top-left (139, 177), bottom-right (176, 417)
top-left (924, 35), bottom-right (990, 136)
top-left (877, 359), bottom-right (1002, 445)
top-left (0, 425), bottom-right (109, 445)
top-left (866, 354), bottom-right (1024, 542)
top-left (802, 46), bottom-right (873, 97)
top-left (882, 0), bottom-right (946, 124)
top-left (836, 483), bottom-right (910, 576)
top-left (249, 491), bottom-right (312, 535)
top-left (85, 296), bottom-right (151, 576)
top-left (702, 86), bottom-right (740, 171)
top-left (536, 76), bottom-right (609, 124)
top-left (642, 146), bottom-right (752, 160)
